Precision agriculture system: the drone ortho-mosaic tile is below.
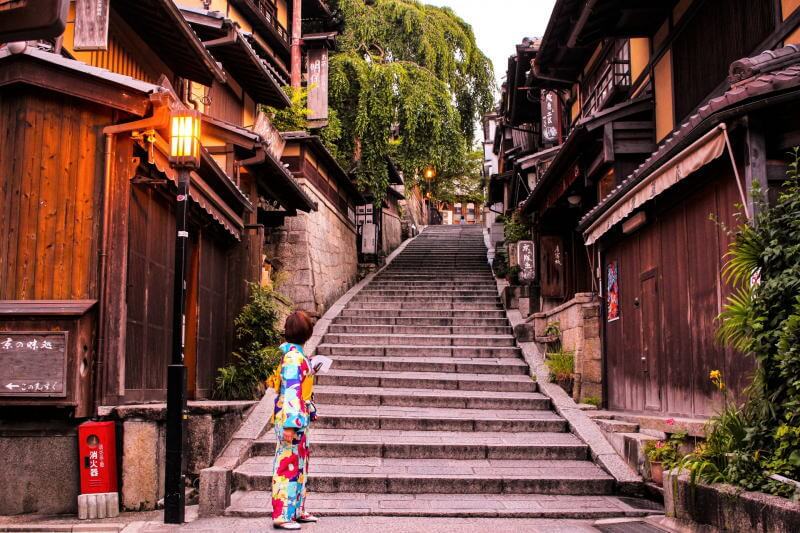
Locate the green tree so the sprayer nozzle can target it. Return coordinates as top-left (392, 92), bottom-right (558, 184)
top-left (326, 0), bottom-right (494, 203)
top-left (428, 150), bottom-right (485, 207)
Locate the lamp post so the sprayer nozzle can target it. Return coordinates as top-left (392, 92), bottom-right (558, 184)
top-left (164, 109), bottom-right (201, 524)
top-left (423, 166), bottom-right (436, 224)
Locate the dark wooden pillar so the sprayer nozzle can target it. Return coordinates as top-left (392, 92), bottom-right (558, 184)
top-left (744, 116), bottom-right (769, 219)
top-left (99, 137), bottom-right (136, 406)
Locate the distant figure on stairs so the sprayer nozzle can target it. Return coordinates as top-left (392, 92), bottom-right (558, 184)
top-left (271, 311), bottom-right (319, 530)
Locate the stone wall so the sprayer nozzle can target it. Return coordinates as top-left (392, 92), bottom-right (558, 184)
top-left (382, 209), bottom-right (403, 256)
top-left (0, 419), bottom-right (80, 515)
top-left (532, 293), bottom-right (601, 402)
top-left (106, 401), bottom-right (254, 512)
top-left (266, 180), bottom-right (358, 317)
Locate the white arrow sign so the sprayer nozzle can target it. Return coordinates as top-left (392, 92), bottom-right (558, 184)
top-left (5, 383), bottom-right (20, 390)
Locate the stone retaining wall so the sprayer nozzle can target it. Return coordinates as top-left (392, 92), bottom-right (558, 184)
top-left (664, 470), bottom-right (800, 532)
top-left (532, 292), bottom-right (601, 402)
top-left (382, 209), bottom-right (403, 255)
top-left (266, 179), bottom-right (358, 317)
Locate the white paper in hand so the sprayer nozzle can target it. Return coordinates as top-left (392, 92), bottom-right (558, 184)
top-left (310, 355), bottom-right (333, 374)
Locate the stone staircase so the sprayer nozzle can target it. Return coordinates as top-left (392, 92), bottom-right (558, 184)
top-left (225, 225), bottom-right (655, 518)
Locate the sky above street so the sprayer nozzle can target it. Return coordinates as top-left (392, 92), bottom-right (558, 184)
top-left (422, 0), bottom-right (557, 90)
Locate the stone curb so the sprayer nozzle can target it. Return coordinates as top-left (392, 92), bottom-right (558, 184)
top-left (199, 235), bottom-right (418, 517)
top-left (493, 277), bottom-right (642, 492)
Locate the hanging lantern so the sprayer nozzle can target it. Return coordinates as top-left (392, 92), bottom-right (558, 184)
top-left (169, 109), bottom-right (201, 169)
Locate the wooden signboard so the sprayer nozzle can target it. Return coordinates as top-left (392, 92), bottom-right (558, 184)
top-left (540, 90), bottom-right (563, 144)
top-left (540, 236), bottom-right (565, 298)
top-left (0, 331), bottom-right (68, 397)
top-left (73, 0), bottom-right (110, 51)
top-left (361, 223), bottom-right (377, 254)
top-left (253, 111), bottom-right (286, 160)
top-left (517, 240), bottom-right (535, 282)
top-left (307, 48), bottom-right (329, 122)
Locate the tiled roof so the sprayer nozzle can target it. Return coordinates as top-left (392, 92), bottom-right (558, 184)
top-left (578, 44), bottom-right (800, 231)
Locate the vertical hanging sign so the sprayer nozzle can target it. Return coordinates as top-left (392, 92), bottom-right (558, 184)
top-left (73, 0), bottom-right (110, 51)
top-left (307, 48), bottom-right (329, 123)
top-left (540, 90), bottom-right (562, 144)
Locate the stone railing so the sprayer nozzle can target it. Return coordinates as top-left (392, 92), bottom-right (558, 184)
top-left (529, 292), bottom-right (601, 402)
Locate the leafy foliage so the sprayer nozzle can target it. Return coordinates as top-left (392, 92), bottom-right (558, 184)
top-left (680, 148), bottom-right (800, 497)
top-left (545, 351), bottom-right (574, 382)
top-left (263, 87), bottom-right (342, 160)
top-left (492, 248), bottom-right (508, 278)
top-left (213, 284), bottom-right (291, 400)
top-left (326, 0), bottom-right (494, 203)
top-left (503, 210), bottom-right (531, 243)
top-left (429, 150), bottom-right (485, 206)
top-left (646, 431), bottom-right (688, 470)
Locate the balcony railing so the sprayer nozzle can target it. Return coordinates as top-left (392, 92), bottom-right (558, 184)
top-left (253, 0), bottom-right (289, 43)
top-left (582, 41), bottom-right (631, 117)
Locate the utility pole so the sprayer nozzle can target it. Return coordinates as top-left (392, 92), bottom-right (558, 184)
top-left (291, 0), bottom-right (302, 88)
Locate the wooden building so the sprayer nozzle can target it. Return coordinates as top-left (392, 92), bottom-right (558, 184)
top-left (0, 0), bottom-right (333, 515)
top-left (506, 0), bottom-right (800, 416)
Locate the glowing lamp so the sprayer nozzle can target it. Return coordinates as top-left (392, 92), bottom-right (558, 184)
top-left (423, 166), bottom-right (436, 181)
top-left (169, 110), bottom-right (201, 169)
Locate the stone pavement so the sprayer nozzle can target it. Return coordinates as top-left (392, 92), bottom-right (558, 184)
top-left (225, 225), bottom-right (658, 519)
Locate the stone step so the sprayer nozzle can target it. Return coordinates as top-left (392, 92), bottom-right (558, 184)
top-left (316, 369), bottom-right (536, 393)
top-left (331, 316), bottom-right (510, 327)
top-left (232, 457), bottom-right (614, 495)
top-left (312, 386), bottom-right (550, 410)
top-left (329, 355), bottom-right (528, 375)
top-left (226, 491), bottom-right (660, 519)
top-left (300, 405), bottom-right (567, 432)
top-left (339, 308), bottom-right (507, 318)
top-left (594, 419), bottom-right (640, 434)
top-left (348, 296), bottom-right (502, 306)
top-left (321, 333), bottom-right (516, 348)
top-left (251, 429), bottom-right (588, 460)
top-left (343, 302), bottom-right (503, 311)
top-left (327, 323), bottom-right (513, 336)
top-left (358, 289), bottom-right (500, 296)
top-left (316, 344), bottom-right (522, 359)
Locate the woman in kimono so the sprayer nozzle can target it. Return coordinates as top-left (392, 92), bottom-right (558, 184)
top-left (271, 310), bottom-right (317, 530)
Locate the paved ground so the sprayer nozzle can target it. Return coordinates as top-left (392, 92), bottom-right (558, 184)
top-left (0, 507), bottom-right (670, 532)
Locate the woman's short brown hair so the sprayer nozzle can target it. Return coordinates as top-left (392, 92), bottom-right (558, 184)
top-left (284, 310), bottom-right (313, 345)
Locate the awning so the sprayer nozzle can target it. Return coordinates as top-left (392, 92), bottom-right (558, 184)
top-left (583, 124), bottom-right (728, 246)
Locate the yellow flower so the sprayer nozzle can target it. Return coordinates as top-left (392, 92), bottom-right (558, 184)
top-left (709, 370), bottom-right (721, 380)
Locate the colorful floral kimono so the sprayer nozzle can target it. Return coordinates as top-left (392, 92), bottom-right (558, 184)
top-left (271, 342), bottom-right (314, 523)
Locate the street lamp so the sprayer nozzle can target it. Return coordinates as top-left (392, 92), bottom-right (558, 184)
top-left (165, 109), bottom-right (201, 525)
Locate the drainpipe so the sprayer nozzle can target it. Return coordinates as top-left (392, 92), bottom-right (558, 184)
top-left (290, 0), bottom-right (302, 88)
top-left (94, 94), bottom-right (171, 408)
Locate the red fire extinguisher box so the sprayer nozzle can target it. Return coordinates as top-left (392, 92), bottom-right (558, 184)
top-left (78, 421), bottom-right (118, 495)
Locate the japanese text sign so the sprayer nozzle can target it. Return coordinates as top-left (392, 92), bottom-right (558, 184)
top-left (0, 331), bottom-right (67, 397)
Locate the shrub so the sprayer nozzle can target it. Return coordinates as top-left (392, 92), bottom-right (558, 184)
top-left (492, 249), bottom-right (508, 278)
top-left (503, 210), bottom-right (531, 243)
top-left (545, 351), bottom-right (574, 382)
top-left (583, 396), bottom-right (602, 408)
top-left (508, 265), bottom-right (521, 285)
top-left (213, 283), bottom-right (292, 400)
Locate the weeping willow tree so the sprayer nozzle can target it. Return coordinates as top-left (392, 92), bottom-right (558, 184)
top-left (326, 0), bottom-right (494, 203)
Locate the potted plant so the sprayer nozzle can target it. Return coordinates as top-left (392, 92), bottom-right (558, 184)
top-left (644, 431), bottom-right (687, 486)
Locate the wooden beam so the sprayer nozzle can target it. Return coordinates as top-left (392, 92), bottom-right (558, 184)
top-left (567, 0), bottom-right (599, 48)
top-left (603, 122), bottom-right (615, 163)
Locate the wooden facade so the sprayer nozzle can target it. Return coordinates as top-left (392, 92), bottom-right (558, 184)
top-left (488, 0), bottom-right (800, 417)
top-left (0, 0), bottom-right (328, 415)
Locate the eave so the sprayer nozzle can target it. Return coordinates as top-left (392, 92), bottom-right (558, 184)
top-left (0, 47), bottom-right (157, 116)
top-left (229, 0), bottom-right (291, 62)
top-left (111, 0), bottom-right (225, 86)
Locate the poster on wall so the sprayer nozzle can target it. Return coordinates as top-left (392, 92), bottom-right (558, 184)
top-left (607, 261), bottom-right (620, 322)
